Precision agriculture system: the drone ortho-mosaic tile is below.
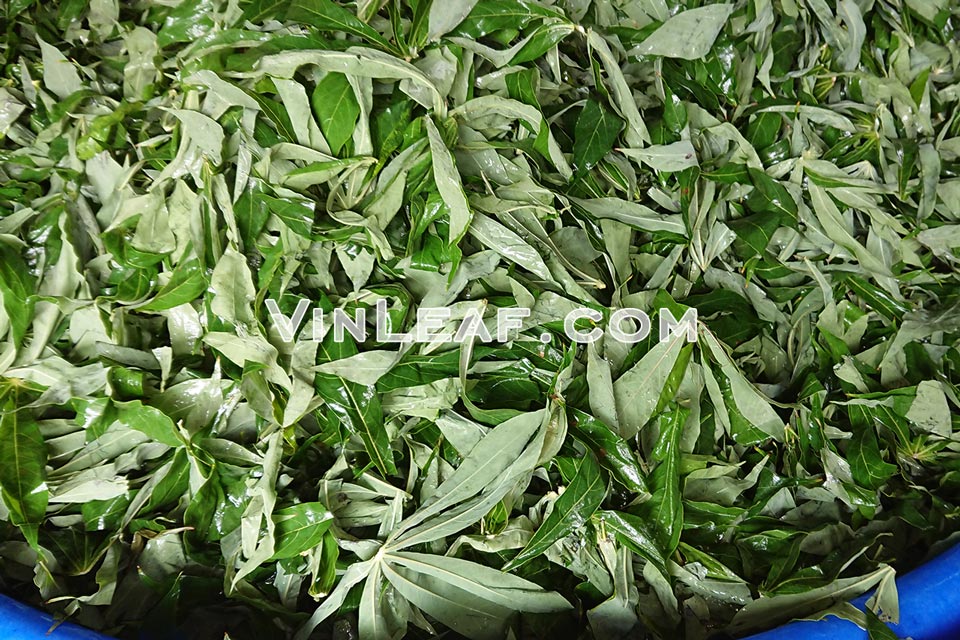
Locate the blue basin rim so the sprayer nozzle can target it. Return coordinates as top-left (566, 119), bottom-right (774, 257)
top-left (0, 593), bottom-right (110, 639)
top-left (0, 543), bottom-right (958, 639)
top-left (745, 542), bottom-right (960, 640)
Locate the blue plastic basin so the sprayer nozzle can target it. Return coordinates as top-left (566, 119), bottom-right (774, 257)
top-left (0, 594), bottom-right (110, 639)
top-left (744, 543), bottom-right (960, 640)
top-left (2, 544), bottom-right (959, 640)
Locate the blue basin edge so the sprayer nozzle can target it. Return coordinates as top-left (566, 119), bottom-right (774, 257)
top-left (745, 543), bottom-right (960, 640)
top-left (0, 593), bottom-right (111, 639)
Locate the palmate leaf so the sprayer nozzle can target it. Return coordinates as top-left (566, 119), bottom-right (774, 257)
top-left (385, 551), bottom-right (570, 613)
top-left (357, 562), bottom-right (388, 640)
top-left (296, 559), bottom-right (376, 640)
top-left (380, 561), bottom-right (510, 640)
top-left (377, 552), bottom-right (570, 640)
top-left (387, 409), bottom-right (547, 547)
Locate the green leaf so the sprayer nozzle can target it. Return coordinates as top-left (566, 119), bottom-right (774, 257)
top-left (905, 380), bottom-right (951, 437)
top-left (6, 1), bottom-right (960, 637)
top-left (157, 0), bottom-right (215, 47)
top-left (166, 109), bottom-right (224, 165)
top-left (0, 394), bottom-right (47, 548)
top-left (569, 409), bottom-right (647, 495)
top-left (381, 561), bottom-right (512, 640)
top-left (285, 0), bottom-right (394, 50)
top-left (503, 452), bottom-right (605, 570)
top-left (234, 186), bottom-right (272, 251)
top-left (509, 21), bottom-right (575, 65)
top-left (731, 568), bottom-right (893, 634)
top-left (468, 212), bottom-right (551, 280)
top-left (357, 562), bottom-right (391, 640)
top-left (5, 0), bottom-right (36, 19)
top-left (631, 405), bottom-right (685, 556)
top-left (613, 331), bottom-right (687, 437)
top-left (620, 141), bottom-right (699, 173)
top-left (425, 117), bottom-right (472, 244)
top-left (596, 509), bottom-right (667, 573)
top-left (296, 560), bottom-right (375, 640)
top-left (385, 551), bottom-right (571, 612)
top-left (311, 73), bottom-right (361, 155)
top-left (587, 31), bottom-right (650, 146)
top-left (848, 427), bottom-right (897, 491)
top-left (37, 37), bottom-right (84, 100)
top-left (209, 248), bottom-right (257, 326)
top-left (746, 112), bottom-right (782, 149)
top-left (865, 608), bottom-right (900, 640)
top-left (573, 196), bottom-right (686, 235)
top-left (113, 400), bottom-right (182, 447)
top-left (140, 259), bottom-right (207, 311)
top-left (270, 502), bottom-right (334, 560)
top-left (316, 336), bottom-right (397, 477)
top-left (728, 212), bottom-right (782, 256)
top-left (630, 5), bottom-right (734, 60)
top-left (242, 0), bottom-right (291, 22)
top-left (451, 0), bottom-right (562, 39)
top-left (246, 90), bottom-right (298, 143)
top-left (391, 409), bottom-right (546, 540)
top-left (261, 194), bottom-right (315, 238)
top-left (700, 326), bottom-right (785, 442)
top-left (426, 0), bottom-right (480, 41)
top-left (0, 242), bottom-right (35, 347)
top-left (573, 99), bottom-right (623, 173)
top-left (746, 167), bottom-right (798, 221)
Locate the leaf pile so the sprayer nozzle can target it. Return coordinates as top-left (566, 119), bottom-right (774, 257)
top-left (0, 0), bottom-right (959, 639)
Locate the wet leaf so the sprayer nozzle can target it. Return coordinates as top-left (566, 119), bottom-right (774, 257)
top-left (503, 452), bottom-right (605, 570)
